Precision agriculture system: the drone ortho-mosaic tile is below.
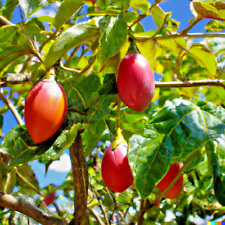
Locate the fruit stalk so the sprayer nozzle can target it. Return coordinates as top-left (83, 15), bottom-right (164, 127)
top-left (69, 130), bottom-right (89, 225)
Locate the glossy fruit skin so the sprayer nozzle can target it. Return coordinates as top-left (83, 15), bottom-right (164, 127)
top-left (117, 53), bottom-right (155, 111)
top-left (156, 163), bottom-right (183, 199)
top-left (43, 192), bottom-right (56, 206)
top-left (25, 80), bottom-right (67, 144)
top-left (101, 144), bottom-right (134, 193)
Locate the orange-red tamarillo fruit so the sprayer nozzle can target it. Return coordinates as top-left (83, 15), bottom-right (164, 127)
top-left (25, 79), bottom-right (67, 144)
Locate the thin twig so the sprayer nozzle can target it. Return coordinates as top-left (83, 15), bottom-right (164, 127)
top-left (53, 202), bottom-right (64, 219)
top-left (155, 79), bottom-right (225, 89)
top-left (90, 186), bottom-right (110, 225)
top-left (39, 5), bottom-right (84, 53)
top-left (88, 207), bottom-right (105, 225)
top-left (60, 64), bottom-right (80, 73)
top-left (179, 17), bottom-right (203, 35)
top-left (0, 90), bottom-right (24, 126)
top-left (0, 192), bottom-right (66, 225)
top-left (15, 168), bottom-right (44, 197)
top-left (68, 108), bottom-right (88, 116)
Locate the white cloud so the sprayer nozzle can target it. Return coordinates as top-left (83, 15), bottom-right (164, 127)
top-left (32, 7), bottom-right (56, 18)
top-left (48, 154), bottom-right (71, 173)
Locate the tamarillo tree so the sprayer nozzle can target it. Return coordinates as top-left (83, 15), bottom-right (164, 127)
top-left (0, 0), bottom-right (225, 224)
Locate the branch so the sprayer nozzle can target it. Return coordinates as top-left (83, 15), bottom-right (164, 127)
top-left (0, 90), bottom-right (24, 126)
top-left (0, 73), bottom-right (31, 87)
top-left (0, 192), bottom-right (66, 225)
top-left (0, 149), bottom-right (12, 164)
top-left (69, 130), bottom-right (89, 225)
top-left (0, 16), bottom-right (13, 27)
top-left (178, 17), bottom-right (203, 35)
top-left (135, 32), bottom-right (225, 41)
top-left (155, 79), bottom-right (225, 89)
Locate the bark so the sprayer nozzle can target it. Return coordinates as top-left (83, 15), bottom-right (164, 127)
top-left (69, 130), bottom-right (89, 225)
top-left (0, 192), bottom-right (66, 225)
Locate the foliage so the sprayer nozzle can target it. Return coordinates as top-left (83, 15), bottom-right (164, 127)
top-left (0, 0), bottom-right (225, 224)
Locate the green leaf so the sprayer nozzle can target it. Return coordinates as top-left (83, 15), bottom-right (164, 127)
top-left (99, 13), bottom-right (127, 65)
top-left (19, 0), bottom-right (41, 17)
top-left (2, 0), bottom-right (19, 20)
top-left (1, 125), bottom-right (36, 166)
top-left (99, 73), bottom-right (117, 95)
top-left (52, 0), bottom-right (84, 29)
top-left (151, 5), bottom-right (166, 28)
top-left (136, 39), bottom-right (156, 70)
top-left (128, 132), bottom-right (172, 198)
top-left (130, 0), bottom-right (150, 15)
top-left (1, 122), bottom-right (83, 166)
top-left (206, 140), bottom-right (225, 206)
top-left (191, 1), bottom-right (225, 21)
top-left (205, 20), bottom-right (225, 32)
top-left (0, 25), bottom-right (18, 43)
top-left (4, 167), bottom-right (16, 194)
top-left (16, 163), bottom-right (39, 196)
top-left (83, 120), bottom-right (106, 155)
top-left (44, 19), bottom-right (100, 70)
top-left (0, 44), bottom-right (27, 74)
top-left (39, 123), bottom-right (83, 164)
top-left (188, 43), bottom-right (217, 75)
top-left (153, 99), bottom-right (225, 161)
top-left (128, 99), bottom-right (225, 198)
top-left (157, 37), bottom-right (186, 56)
top-left (0, 161), bottom-right (8, 191)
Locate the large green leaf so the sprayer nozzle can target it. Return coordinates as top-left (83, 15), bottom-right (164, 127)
top-left (44, 19), bottom-right (100, 70)
top-left (129, 132), bottom-right (172, 198)
top-left (188, 43), bottom-right (217, 75)
top-left (99, 13), bottom-right (127, 65)
top-left (1, 125), bottom-right (36, 165)
top-left (52, 0), bottom-right (84, 29)
top-left (128, 99), bottom-right (225, 198)
top-left (1, 122), bottom-right (83, 166)
top-left (19, 0), bottom-right (42, 17)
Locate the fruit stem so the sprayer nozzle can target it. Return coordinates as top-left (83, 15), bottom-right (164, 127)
top-left (116, 95), bottom-right (121, 129)
top-left (111, 128), bottom-right (127, 150)
top-left (44, 68), bottom-right (56, 80)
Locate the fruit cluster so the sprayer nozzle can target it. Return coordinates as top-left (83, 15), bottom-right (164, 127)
top-left (101, 54), bottom-right (183, 202)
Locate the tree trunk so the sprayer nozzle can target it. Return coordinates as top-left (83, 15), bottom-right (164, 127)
top-left (69, 130), bottom-right (89, 225)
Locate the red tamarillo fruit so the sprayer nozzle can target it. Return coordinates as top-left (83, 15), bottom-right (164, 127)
top-left (156, 163), bottom-right (183, 199)
top-left (101, 144), bottom-right (134, 193)
top-left (117, 53), bottom-right (155, 111)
